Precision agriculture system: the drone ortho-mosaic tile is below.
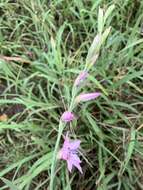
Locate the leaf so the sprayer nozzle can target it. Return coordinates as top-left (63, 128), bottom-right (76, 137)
top-left (121, 39), bottom-right (143, 52)
top-left (86, 27), bottom-right (111, 68)
top-left (89, 76), bottom-right (108, 96)
top-left (104, 5), bottom-right (115, 23)
top-left (86, 113), bottom-right (105, 139)
top-left (112, 101), bottom-right (138, 113)
top-left (98, 7), bottom-right (104, 34)
top-left (0, 153), bottom-right (41, 178)
top-left (1, 177), bottom-right (20, 190)
top-left (18, 153), bottom-right (52, 189)
top-left (120, 129), bottom-right (136, 174)
top-left (94, 138), bottom-right (122, 164)
top-left (126, 129), bottom-right (136, 164)
top-left (101, 27), bottom-right (111, 44)
top-left (113, 71), bottom-right (143, 89)
top-left (0, 56), bottom-right (31, 64)
top-left (127, 81), bottom-right (143, 94)
top-left (96, 144), bottom-right (105, 185)
top-left (86, 34), bottom-right (101, 60)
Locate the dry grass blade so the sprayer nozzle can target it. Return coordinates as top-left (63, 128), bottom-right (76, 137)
top-left (0, 56), bottom-right (31, 64)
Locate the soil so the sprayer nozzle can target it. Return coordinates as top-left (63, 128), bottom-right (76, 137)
top-left (0, 83), bottom-right (25, 120)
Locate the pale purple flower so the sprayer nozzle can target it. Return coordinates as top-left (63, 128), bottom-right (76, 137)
top-left (58, 133), bottom-right (82, 173)
top-left (74, 71), bottom-right (88, 87)
top-left (61, 111), bottom-right (75, 122)
top-left (75, 92), bottom-right (101, 102)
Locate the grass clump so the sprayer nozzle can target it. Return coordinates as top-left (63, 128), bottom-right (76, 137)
top-left (0, 0), bottom-right (143, 189)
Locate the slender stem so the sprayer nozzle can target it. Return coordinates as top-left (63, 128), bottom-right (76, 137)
top-left (69, 86), bottom-right (77, 111)
top-left (50, 79), bottom-right (78, 189)
top-left (49, 121), bottom-right (65, 190)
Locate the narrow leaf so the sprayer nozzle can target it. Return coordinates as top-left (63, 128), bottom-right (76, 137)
top-left (104, 5), bottom-right (115, 23)
top-left (98, 7), bottom-right (104, 34)
top-left (1, 177), bottom-right (19, 190)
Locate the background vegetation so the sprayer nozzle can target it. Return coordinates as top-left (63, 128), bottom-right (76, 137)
top-left (0, 0), bottom-right (143, 189)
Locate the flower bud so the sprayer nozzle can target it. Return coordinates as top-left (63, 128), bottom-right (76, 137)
top-left (74, 71), bottom-right (88, 87)
top-left (75, 92), bottom-right (101, 103)
top-left (61, 111), bottom-right (75, 122)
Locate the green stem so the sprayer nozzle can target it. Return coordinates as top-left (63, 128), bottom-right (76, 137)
top-left (50, 81), bottom-right (78, 189)
top-left (49, 121), bottom-right (65, 190)
top-left (69, 86), bottom-right (77, 111)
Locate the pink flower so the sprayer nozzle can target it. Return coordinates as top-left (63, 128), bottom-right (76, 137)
top-left (58, 133), bottom-right (82, 173)
top-left (75, 92), bottom-right (101, 102)
top-left (61, 111), bottom-right (75, 122)
top-left (74, 71), bottom-right (88, 87)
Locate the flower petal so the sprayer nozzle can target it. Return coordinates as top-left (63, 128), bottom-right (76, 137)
top-left (67, 160), bottom-right (73, 172)
top-left (69, 154), bottom-right (82, 173)
top-left (73, 161), bottom-right (83, 173)
top-left (59, 148), bottom-right (70, 160)
top-left (70, 153), bottom-right (81, 163)
top-left (59, 133), bottom-right (82, 174)
top-left (63, 132), bottom-right (70, 148)
top-left (70, 140), bottom-right (81, 150)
